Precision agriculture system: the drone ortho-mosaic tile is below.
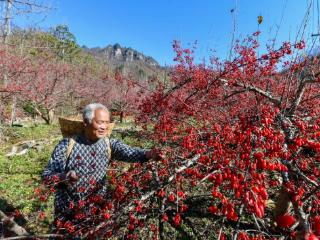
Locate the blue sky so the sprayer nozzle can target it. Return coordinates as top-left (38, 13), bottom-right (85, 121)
top-left (10, 0), bottom-right (318, 66)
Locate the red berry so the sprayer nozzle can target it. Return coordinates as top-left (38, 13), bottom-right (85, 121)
top-left (275, 214), bottom-right (296, 228)
top-left (168, 193), bottom-right (176, 202)
top-left (103, 212), bottom-right (110, 220)
top-left (307, 233), bottom-right (319, 240)
top-left (173, 214), bottom-right (181, 226)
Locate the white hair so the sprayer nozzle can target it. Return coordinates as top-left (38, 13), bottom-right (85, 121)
top-left (82, 103), bottom-right (109, 124)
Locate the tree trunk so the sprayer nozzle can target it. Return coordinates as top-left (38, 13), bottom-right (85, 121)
top-left (33, 106), bottom-right (54, 124)
top-left (120, 111), bottom-right (124, 123)
top-left (10, 96), bottom-right (16, 126)
top-left (47, 108), bottom-right (54, 124)
top-left (3, 0), bottom-right (12, 85)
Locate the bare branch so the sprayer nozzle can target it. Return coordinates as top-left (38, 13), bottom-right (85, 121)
top-left (2, 234), bottom-right (63, 240)
top-left (224, 89), bottom-right (247, 100)
top-left (292, 201), bottom-right (310, 237)
top-left (301, 92), bottom-right (320, 103)
top-left (0, 210), bottom-right (28, 236)
top-left (85, 154), bottom-right (200, 237)
top-left (287, 81), bottom-right (306, 116)
top-left (4, 0), bottom-right (53, 11)
top-left (234, 82), bottom-right (281, 106)
top-left (282, 161), bottom-right (319, 187)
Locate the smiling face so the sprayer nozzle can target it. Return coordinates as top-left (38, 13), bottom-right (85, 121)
top-left (84, 108), bottom-right (110, 142)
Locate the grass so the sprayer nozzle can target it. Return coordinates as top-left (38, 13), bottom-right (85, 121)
top-left (3, 123), bottom-right (60, 143)
top-left (0, 131), bottom-right (56, 234)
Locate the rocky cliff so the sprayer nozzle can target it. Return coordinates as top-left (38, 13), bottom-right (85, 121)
top-left (83, 43), bottom-right (165, 82)
top-left (84, 43), bottom-right (160, 66)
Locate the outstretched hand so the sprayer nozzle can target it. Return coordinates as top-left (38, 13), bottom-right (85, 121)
top-left (145, 148), bottom-right (163, 161)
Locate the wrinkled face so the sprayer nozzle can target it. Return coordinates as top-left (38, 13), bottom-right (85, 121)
top-left (84, 108), bottom-right (110, 141)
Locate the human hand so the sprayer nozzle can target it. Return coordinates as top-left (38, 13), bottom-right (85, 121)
top-left (145, 148), bottom-right (163, 161)
top-left (66, 170), bottom-right (79, 182)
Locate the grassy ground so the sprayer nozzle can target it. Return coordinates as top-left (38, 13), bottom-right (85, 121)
top-left (0, 124), bottom-right (61, 234)
top-left (0, 119), bottom-right (149, 235)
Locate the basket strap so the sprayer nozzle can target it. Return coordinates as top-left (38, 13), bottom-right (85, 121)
top-left (104, 137), bottom-right (112, 159)
top-left (66, 136), bottom-right (76, 160)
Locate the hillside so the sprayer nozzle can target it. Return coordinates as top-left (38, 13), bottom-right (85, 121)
top-left (83, 43), bottom-right (167, 83)
top-left (0, 27), bottom-right (170, 124)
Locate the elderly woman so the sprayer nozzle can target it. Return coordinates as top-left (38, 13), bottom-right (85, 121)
top-left (42, 103), bottom-right (158, 226)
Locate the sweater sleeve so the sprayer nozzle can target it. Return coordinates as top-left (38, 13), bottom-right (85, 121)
top-left (110, 139), bottom-right (148, 163)
top-left (42, 138), bottom-right (69, 187)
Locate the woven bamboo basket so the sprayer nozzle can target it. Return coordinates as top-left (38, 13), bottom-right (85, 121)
top-left (58, 116), bottom-right (115, 138)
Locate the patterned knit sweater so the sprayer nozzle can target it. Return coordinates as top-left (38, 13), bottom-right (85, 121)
top-left (42, 134), bottom-right (148, 214)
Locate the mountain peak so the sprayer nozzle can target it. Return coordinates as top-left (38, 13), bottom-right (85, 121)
top-left (84, 43), bottom-right (159, 67)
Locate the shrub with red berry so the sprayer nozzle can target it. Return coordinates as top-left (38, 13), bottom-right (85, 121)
top-left (34, 32), bottom-right (320, 239)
